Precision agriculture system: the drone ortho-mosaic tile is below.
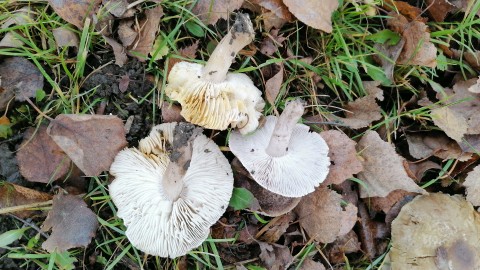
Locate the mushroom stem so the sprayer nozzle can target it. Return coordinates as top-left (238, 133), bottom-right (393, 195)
top-left (202, 13), bottom-right (254, 83)
top-left (265, 100), bottom-right (304, 157)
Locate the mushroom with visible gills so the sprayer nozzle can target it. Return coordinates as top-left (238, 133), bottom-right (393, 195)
top-left (109, 122), bottom-right (234, 258)
top-left (165, 13), bottom-right (265, 135)
top-left (229, 99), bottom-right (330, 197)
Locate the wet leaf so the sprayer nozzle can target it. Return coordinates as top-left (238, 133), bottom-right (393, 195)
top-left (47, 114), bottom-right (127, 176)
top-left (265, 64), bottom-right (283, 106)
top-left (405, 160), bottom-right (442, 181)
top-left (356, 130), bottom-right (426, 198)
top-left (17, 126), bottom-right (72, 184)
top-left (283, 0), bottom-right (339, 33)
top-left (368, 189), bottom-right (414, 213)
top-left (0, 182), bottom-right (52, 218)
top-left (464, 165), bottom-right (480, 207)
top-left (357, 202), bottom-right (389, 259)
top-left (52, 27), bottom-right (79, 48)
top-left (191, 0), bottom-right (244, 25)
top-left (384, 0), bottom-right (424, 21)
top-left (47, 0), bottom-right (102, 29)
top-left (41, 193), bottom-right (99, 252)
top-left (229, 187), bottom-right (255, 211)
top-left (167, 41), bottom-right (199, 75)
top-left (295, 187), bottom-right (357, 243)
top-left (320, 130), bottom-right (363, 186)
top-left (0, 57), bottom-right (44, 105)
top-left (130, 5), bottom-right (163, 61)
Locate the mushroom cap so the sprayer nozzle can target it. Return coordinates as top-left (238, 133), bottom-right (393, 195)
top-left (165, 61), bottom-right (265, 134)
top-left (229, 116), bottom-right (330, 197)
top-left (109, 123), bottom-right (234, 258)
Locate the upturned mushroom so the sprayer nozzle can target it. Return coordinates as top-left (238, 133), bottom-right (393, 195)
top-left (229, 99), bottom-right (330, 197)
top-left (165, 13), bottom-right (265, 135)
top-left (109, 122), bottom-right (233, 258)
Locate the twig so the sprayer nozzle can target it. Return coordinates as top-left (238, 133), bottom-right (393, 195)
top-left (0, 200), bottom-right (53, 215)
top-left (7, 213), bottom-right (50, 238)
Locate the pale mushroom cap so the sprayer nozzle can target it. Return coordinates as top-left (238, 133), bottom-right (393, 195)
top-left (229, 116), bottom-right (330, 197)
top-left (165, 61), bottom-right (265, 134)
top-left (109, 123), bottom-right (233, 258)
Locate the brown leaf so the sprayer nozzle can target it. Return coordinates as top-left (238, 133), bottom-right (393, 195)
top-left (431, 107), bottom-right (468, 142)
top-left (387, 12), bottom-right (437, 67)
top-left (191, 0), bottom-right (244, 25)
top-left (369, 189), bottom-right (415, 213)
top-left (17, 126), bottom-right (72, 183)
top-left (283, 0), bottom-right (339, 33)
top-left (464, 165), bottom-right (480, 207)
top-left (406, 133), bottom-right (472, 161)
top-left (327, 230), bottom-right (361, 264)
top-left (468, 77), bottom-right (480, 93)
top-left (104, 36), bottom-right (128, 67)
top-left (334, 81), bottom-right (384, 129)
top-left (41, 193), bottom-right (99, 252)
top-left (52, 27), bottom-right (79, 48)
top-left (0, 183), bottom-right (52, 218)
top-left (299, 258), bottom-right (326, 270)
top-left (251, 0), bottom-right (293, 31)
top-left (46, 114), bottom-right (127, 176)
top-left (390, 194), bottom-right (480, 269)
top-left (130, 5), bottom-right (163, 61)
top-left (356, 130), bottom-right (425, 198)
top-left (102, 0), bottom-right (128, 17)
top-left (258, 242), bottom-right (293, 270)
top-left (265, 63), bottom-right (283, 105)
top-left (167, 41), bottom-right (199, 76)
top-left (258, 213), bottom-right (295, 243)
top-left (425, 0), bottom-right (456, 22)
top-left (118, 74), bottom-right (130, 93)
top-left (295, 187), bottom-right (357, 243)
top-left (405, 160), bottom-right (441, 181)
top-left (117, 20), bottom-right (137, 47)
top-left (451, 0), bottom-right (480, 17)
top-left (0, 32), bottom-right (24, 48)
top-left (383, 0), bottom-right (425, 22)
top-left (0, 57), bottom-right (44, 103)
top-left (161, 101), bottom-right (184, 123)
top-left (357, 202), bottom-right (389, 259)
top-left (47, 0), bottom-right (102, 29)
top-left (452, 49), bottom-right (480, 70)
top-left (260, 29), bottom-right (286, 56)
top-left (373, 39), bottom-right (405, 81)
top-left (320, 130), bottom-right (363, 186)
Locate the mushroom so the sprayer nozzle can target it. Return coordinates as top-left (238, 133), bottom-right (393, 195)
top-left (229, 99), bottom-right (330, 197)
top-left (165, 13), bottom-right (265, 135)
top-left (109, 122), bottom-right (233, 258)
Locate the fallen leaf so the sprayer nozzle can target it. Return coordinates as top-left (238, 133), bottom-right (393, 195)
top-left (258, 212), bottom-right (295, 243)
top-left (390, 193), bottom-right (480, 269)
top-left (265, 63), bottom-right (283, 105)
top-left (16, 126), bottom-right (72, 183)
top-left (260, 29), bottom-right (286, 56)
top-left (102, 0), bottom-right (128, 17)
top-left (0, 182), bottom-right (52, 218)
top-left (320, 130), bottom-right (363, 186)
top-left (47, 114), bottom-right (127, 176)
top-left (468, 77), bottom-right (480, 93)
top-left (431, 107), bottom-right (468, 142)
top-left (250, 0), bottom-right (293, 31)
top-left (167, 41), bottom-right (199, 75)
top-left (387, 12), bottom-right (437, 67)
top-left (283, 0), bottom-right (339, 33)
top-left (258, 242), bottom-right (293, 270)
top-left (357, 202), bottom-right (389, 259)
top-left (299, 258), bottom-right (326, 270)
top-left (1, 7), bottom-right (34, 29)
top-left (41, 193), bottom-right (99, 252)
top-left (104, 36), bottom-right (128, 67)
top-left (327, 230), bottom-right (361, 264)
top-left (452, 49), bottom-right (480, 70)
top-left (52, 27), bottom-right (79, 48)
top-left (118, 20), bottom-right (137, 47)
top-left (406, 133), bottom-right (472, 161)
top-left (373, 38), bottom-right (405, 81)
top-left (0, 57), bottom-right (44, 103)
top-left (464, 165), bottom-right (480, 207)
top-left (118, 74), bottom-right (130, 93)
top-left (130, 5), bottom-right (163, 61)
top-left (47, 0), bottom-right (102, 29)
top-left (191, 0), bottom-right (244, 25)
top-left (451, 0), bottom-right (480, 17)
top-left (383, 0), bottom-right (424, 21)
top-left (334, 81), bottom-right (384, 129)
top-left (356, 130), bottom-right (425, 198)
top-left (161, 101), bottom-right (184, 123)
top-left (0, 32), bottom-right (24, 48)
top-left (405, 160), bottom-right (441, 181)
top-left (0, 144), bottom-right (20, 183)
top-left (295, 187), bottom-right (357, 243)
top-left (369, 189), bottom-right (415, 213)
top-left (425, 0), bottom-right (456, 22)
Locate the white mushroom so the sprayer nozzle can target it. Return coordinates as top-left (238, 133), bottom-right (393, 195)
top-left (165, 13), bottom-right (265, 134)
top-left (109, 122), bottom-right (233, 258)
top-left (229, 99), bottom-right (330, 197)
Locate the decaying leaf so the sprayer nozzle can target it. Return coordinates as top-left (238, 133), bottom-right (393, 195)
top-left (406, 133), bottom-right (472, 161)
top-left (295, 187), bottom-right (357, 244)
top-left (191, 0), bottom-right (244, 25)
top-left (383, 0), bottom-right (424, 21)
top-left (167, 41), bottom-right (199, 75)
top-left (283, 0), bottom-right (339, 33)
top-left (425, 0), bottom-right (456, 22)
top-left (387, 13), bottom-right (437, 67)
top-left (431, 107), bottom-right (468, 142)
top-left (247, 0), bottom-right (293, 30)
top-left (102, 0), bottom-right (128, 17)
top-left (118, 20), bottom-right (137, 48)
top-left (0, 32), bottom-right (24, 48)
top-left (258, 242), bottom-right (293, 270)
top-left (0, 57), bottom-right (44, 106)
top-left (17, 126), bottom-right (72, 183)
top-left (356, 130), bottom-right (425, 198)
top-left (334, 81), bottom-right (384, 129)
top-left (260, 29), bottom-right (286, 56)
top-left (104, 36), bottom-right (128, 66)
top-left (464, 165), bottom-right (480, 207)
top-left (374, 38), bottom-right (405, 82)
top-left (390, 193), bottom-right (480, 269)
top-left (52, 27), bottom-right (79, 48)
top-left (320, 130), bottom-right (363, 186)
top-left (265, 63), bottom-right (283, 106)
top-left (405, 160), bottom-right (442, 181)
top-left (327, 230), bottom-right (361, 264)
top-left (47, 114), bottom-right (127, 176)
top-left (47, 0), bottom-right (102, 29)
top-left (452, 49), bottom-right (480, 70)
top-left (369, 189), bottom-right (415, 213)
top-left (451, 0), bottom-right (480, 17)
top-left (130, 5), bottom-right (163, 61)
top-left (358, 202), bottom-right (389, 259)
top-left (258, 212), bottom-right (295, 243)
top-left (41, 192), bottom-right (99, 252)
top-left (468, 77), bottom-right (480, 93)
top-left (0, 182), bottom-right (52, 218)
top-left (161, 102), bottom-right (184, 123)
top-left (299, 258), bottom-right (326, 270)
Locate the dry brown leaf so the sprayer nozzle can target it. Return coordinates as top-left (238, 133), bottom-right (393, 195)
top-left (320, 130), bottom-right (363, 186)
top-left (52, 27), bottom-right (79, 48)
top-left (260, 29), bottom-right (286, 56)
top-left (452, 49), bottom-right (480, 70)
top-left (464, 165), bottom-right (480, 207)
top-left (295, 187), bottom-right (357, 243)
top-left (406, 133), bottom-right (472, 161)
top-left (387, 12), bottom-right (437, 67)
top-left (383, 0), bottom-right (424, 21)
top-left (102, 0), bottom-right (128, 17)
top-left (103, 36), bottom-right (128, 66)
top-left (41, 193), bottom-right (99, 252)
top-left (0, 182), bottom-right (52, 218)
top-left (0, 32), bottom-right (24, 48)
top-left (118, 20), bottom-right (137, 47)
top-left (405, 160), bottom-right (441, 181)
top-left (369, 189), bottom-right (414, 213)
top-left (356, 130), bottom-right (425, 198)
top-left (258, 212), bottom-right (295, 243)
top-left (255, 0), bottom-right (293, 21)
top-left (0, 57), bottom-right (44, 105)
top-left (249, 0), bottom-right (293, 31)
top-left (468, 77), bottom-right (480, 93)
top-left (258, 242), bottom-right (293, 270)
top-left (335, 81), bottom-right (384, 129)
top-left (283, 0), bottom-right (339, 33)
top-left (161, 101), bottom-right (184, 123)
top-left (17, 126), bottom-right (72, 183)
top-left (373, 39), bottom-right (405, 82)
top-left (47, 0), bottom-right (102, 29)
top-left (431, 107), bottom-right (468, 142)
top-left (425, 0), bottom-right (456, 22)
top-left (47, 114), bottom-right (127, 176)
top-left (130, 5), bottom-right (163, 61)
top-left (191, 0), bottom-right (244, 25)
top-left (358, 203), bottom-right (389, 259)
top-left (265, 63), bottom-right (283, 106)
top-left (390, 194), bottom-right (480, 269)
top-left (299, 258), bottom-right (326, 270)
top-left (327, 230), bottom-right (361, 264)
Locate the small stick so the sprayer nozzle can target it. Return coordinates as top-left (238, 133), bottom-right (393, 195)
top-left (0, 200), bottom-right (53, 215)
top-left (7, 214), bottom-right (50, 238)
